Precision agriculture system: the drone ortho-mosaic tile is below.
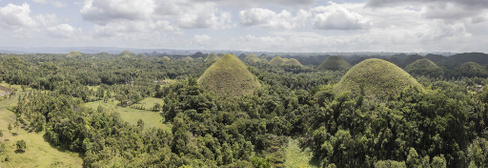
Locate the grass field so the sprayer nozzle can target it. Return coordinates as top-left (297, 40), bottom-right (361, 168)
top-left (285, 138), bottom-right (319, 168)
top-left (130, 97), bottom-right (165, 111)
top-left (85, 98), bottom-right (171, 132)
top-left (0, 88), bottom-right (82, 168)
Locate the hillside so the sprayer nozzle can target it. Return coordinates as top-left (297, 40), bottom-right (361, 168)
top-left (269, 55), bottom-right (285, 66)
top-left (318, 56), bottom-right (352, 70)
top-left (205, 52), bottom-right (220, 63)
top-left (460, 62), bottom-right (488, 77)
top-left (335, 58), bottom-right (423, 99)
top-left (198, 53), bottom-right (261, 97)
top-left (284, 58), bottom-right (303, 66)
top-left (244, 54), bottom-right (260, 63)
top-left (405, 59), bottom-right (444, 77)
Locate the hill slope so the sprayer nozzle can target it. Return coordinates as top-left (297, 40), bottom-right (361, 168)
top-left (405, 59), bottom-right (444, 77)
top-left (318, 56), bottom-right (352, 70)
top-left (198, 54), bottom-right (261, 97)
top-left (335, 58), bottom-right (422, 99)
top-left (205, 52), bottom-right (220, 63)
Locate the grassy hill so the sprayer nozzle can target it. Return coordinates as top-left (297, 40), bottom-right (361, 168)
top-left (460, 62), bottom-right (488, 77)
top-left (318, 56), bottom-right (352, 70)
top-left (269, 55), bottom-right (303, 66)
top-left (66, 50), bottom-right (81, 58)
top-left (269, 55), bottom-right (285, 66)
top-left (335, 58), bottom-right (423, 99)
top-left (244, 54), bottom-right (260, 63)
top-left (284, 58), bottom-right (303, 66)
top-left (198, 53), bottom-right (261, 97)
top-left (182, 56), bottom-right (194, 62)
top-left (405, 59), bottom-right (444, 77)
top-left (204, 52), bottom-right (220, 63)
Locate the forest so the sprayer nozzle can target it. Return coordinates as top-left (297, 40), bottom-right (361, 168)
top-left (0, 50), bottom-right (488, 168)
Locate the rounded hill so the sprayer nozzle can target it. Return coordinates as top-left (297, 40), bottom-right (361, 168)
top-left (460, 62), bottom-right (488, 77)
top-left (405, 59), bottom-right (443, 77)
top-left (205, 52), bottom-right (220, 63)
top-left (198, 54), bottom-right (261, 97)
top-left (335, 58), bottom-right (422, 99)
top-left (319, 56), bottom-right (352, 70)
top-left (284, 58), bottom-right (302, 66)
top-left (182, 56), bottom-right (194, 62)
top-left (269, 55), bottom-right (285, 66)
top-left (244, 54), bottom-right (260, 63)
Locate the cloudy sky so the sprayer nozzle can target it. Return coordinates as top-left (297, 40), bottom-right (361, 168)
top-left (0, 0), bottom-right (487, 52)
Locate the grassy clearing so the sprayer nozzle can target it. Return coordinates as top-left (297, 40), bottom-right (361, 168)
top-left (130, 97), bottom-right (165, 111)
top-left (285, 138), bottom-right (319, 168)
top-left (85, 98), bottom-right (171, 132)
top-left (0, 90), bottom-right (82, 168)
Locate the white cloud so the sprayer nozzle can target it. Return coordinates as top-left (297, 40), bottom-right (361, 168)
top-left (80, 0), bottom-right (155, 25)
top-left (192, 34), bottom-right (211, 46)
top-left (46, 23), bottom-right (79, 38)
top-left (313, 2), bottom-right (370, 30)
top-left (0, 3), bottom-right (36, 29)
top-left (32, 0), bottom-right (67, 8)
top-left (239, 8), bottom-right (309, 29)
top-left (192, 0), bottom-right (316, 8)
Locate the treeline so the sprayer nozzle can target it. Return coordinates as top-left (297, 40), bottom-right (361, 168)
top-left (2, 52), bottom-right (488, 167)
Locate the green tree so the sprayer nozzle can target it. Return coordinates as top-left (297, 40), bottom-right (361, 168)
top-left (0, 130), bottom-right (3, 141)
top-left (16, 139), bottom-right (26, 152)
top-left (137, 119), bottom-right (144, 130)
top-left (431, 155), bottom-right (446, 168)
top-left (8, 123), bottom-right (12, 132)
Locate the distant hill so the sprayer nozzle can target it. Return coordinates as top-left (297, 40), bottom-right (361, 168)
top-left (198, 54), bottom-right (261, 97)
top-left (335, 58), bottom-right (422, 99)
top-left (244, 54), bottom-right (260, 63)
top-left (269, 55), bottom-right (302, 66)
top-left (205, 52), bottom-right (220, 63)
top-left (460, 62), bottom-right (488, 77)
top-left (425, 54), bottom-right (447, 64)
top-left (405, 59), bottom-right (444, 77)
top-left (444, 53), bottom-right (488, 65)
top-left (318, 56), bottom-right (352, 70)
top-left (182, 56), bottom-right (194, 62)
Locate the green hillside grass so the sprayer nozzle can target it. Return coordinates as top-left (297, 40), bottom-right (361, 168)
top-left (269, 55), bottom-right (303, 66)
top-left (335, 58), bottom-right (423, 99)
top-left (244, 54), bottom-right (260, 63)
top-left (460, 62), bottom-right (488, 77)
top-left (405, 58), bottom-right (444, 77)
top-left (285, 138), bottom-right (318, 168)
top-left (205, 52), bottom-right (220, 63)
top-left (284, 58), bottom-right (303, 66)
top-left (319, 56), bottom-right (352, 70)
top-left (198, 53), bottom-right (261, 97)
top-left (269, 55), bottom-right (285, 66)
top-left (85, 98), bottom-right (171, 132)
top-left (0, 89), bottom-right (82, 168)
top-left (182, 56), bottom-right (194, 62)
top-left (66, 50), bottom-right (81, 58)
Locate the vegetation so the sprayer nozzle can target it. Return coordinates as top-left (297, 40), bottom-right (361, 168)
top-left (270, 55), bottom-right (303, 66)
top-left (335, 58), bottom-right (423, 99)
top-left (0, 51), bottom-right (488, 168)
top-left (405, 58), bottom-right (444, 77)
top-left (318, 56), bottom-right (352, 71)
top-left (204, 52), bottom-right (220, 64)
top-left (244, 54), bottom-right (261, 63)
top-left (198, 53), bottom-right (261, 97)
top-left (460, 62), bottom-right (488, 77)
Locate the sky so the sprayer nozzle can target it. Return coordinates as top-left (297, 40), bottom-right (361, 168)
top-left (0, 0), bottom-right (487, 53)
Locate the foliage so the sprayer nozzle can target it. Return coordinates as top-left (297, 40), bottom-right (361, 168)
top-left (16, 140), bottom-right (26, 152)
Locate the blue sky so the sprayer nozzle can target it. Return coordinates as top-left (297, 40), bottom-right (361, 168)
top-left (0, 0), bottom-right (487, 52)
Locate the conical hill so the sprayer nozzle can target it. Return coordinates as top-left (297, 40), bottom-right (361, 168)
top-left (405, 59), bottom-right (443, 77)
top-left (205, 52), bottom-right (220, 63)
top-left (335, 58), bottom-right (423, 99)
top-left (319, 56), bottom-right (352, 70)
top-left (198, 54), bottom-right (261, 97)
